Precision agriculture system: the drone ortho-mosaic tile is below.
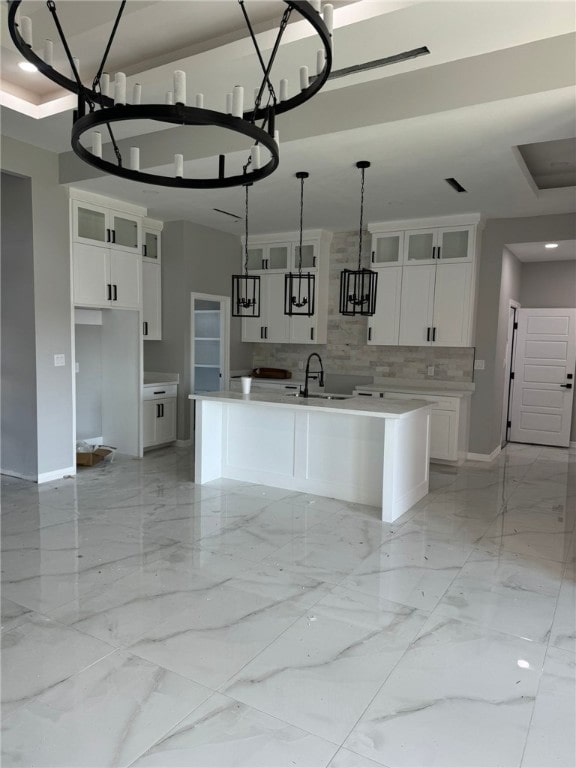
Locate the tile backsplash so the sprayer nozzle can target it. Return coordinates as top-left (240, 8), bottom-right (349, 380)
top-left (252, 230), bottom-right (475, 383)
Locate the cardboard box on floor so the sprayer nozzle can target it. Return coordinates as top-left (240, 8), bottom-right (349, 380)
top-left (76, 447), bottom-right (114, 467)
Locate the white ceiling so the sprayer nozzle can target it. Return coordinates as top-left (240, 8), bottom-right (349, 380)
top-left (507, 240), bottom-right (576, 262)
top-left (1, 0), bottom-right (575, 234)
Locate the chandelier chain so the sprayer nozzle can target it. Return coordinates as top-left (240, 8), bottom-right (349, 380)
top-left (298, 174), bottom-right (305, 274)
top-left (358, 165), bottom-right (366, 270)
top-left (244, 184), bottom-right (250, 275)
top-left (92, 0), bottom-right (126, 93)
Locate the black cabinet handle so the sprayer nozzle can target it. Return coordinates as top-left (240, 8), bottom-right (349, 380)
top-left (264, 327), bottom-right (268, 339)
top-left (113, 284), bottom-right (118, 301)
top-left (432, 327), bottom-right (437, 341)
top-left (111, 229), bottom-right (116, 244)
top-left (107, 283), bottom-right (112, 301)
top-left (560, 383), bottom-right (572, 389)
top-left (357, 392), bottom-right (372, 397)
top-left (310, 327), bottom-right (314, 341)
top-left (143, 321), bottom-right (148, 336)
top-left (426, 327), bottom-right (430, 342)
top-left (437, 245), bottom-right (441, 259)
top-left (371, 251), bottom-right (375, 263)
top-left (154, 390), bottom-right (166, 395)
top-left (368, 327), bottom-right (372, 341)
top-left (106, 229), bottom-right (111, 243)
top-left (432, 246), bottom-right (436, 259)
top-left (313, 256), bottom-right (317, 268)
top-left (143, 244), bottom-right (147, 258)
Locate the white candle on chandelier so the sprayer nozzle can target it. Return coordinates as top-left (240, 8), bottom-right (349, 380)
top-left (299, 66), bottom-right (309, 91)
top-left (226, 93), bottom-right (233, 114)
top-left (251, 145), bottom-right (261, 171)
top-left (114, 72), bottom-right (126, 104)
top-left (44, 39), bottom-right (53, 66)
top-left (323, 4), bottom-right (334, 35)
top-left (279, 78), bottom-right (288, 102)
top-left (174, 70), bottom-right (186, 104)
top-left (174, 154), bottom-right (184, 178)
top-left (195, 93), bottom-right (204, 108)
top-left (316, 49), bottom-right (325, 75)
top-left (100, 73), bottom-right (110, 97)
top-left (165, 91), bottom-right (174, 105)
top-left (19, 16), bottom-right (32, 46)
top-left (92, 131), bottom-right (102, 159)
top-left (132, 83), bottom-right (141, 105)
top-left (310, 0), bottom-right (321, 11)
top-left (130, 147), bottom-right (140, 171)
top-left (232, 86), bottom-right (244, 118)
top-left (274, 129), bottom-right (280, 146)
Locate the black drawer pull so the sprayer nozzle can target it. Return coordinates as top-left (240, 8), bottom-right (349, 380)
top-left (153, 390), bottom-right (166, 394)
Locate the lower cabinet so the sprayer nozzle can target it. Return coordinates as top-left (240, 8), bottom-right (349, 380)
top-left (353, 388), bottom-right (471, 463)
top-left (143, 385), bottom-right (177, 448)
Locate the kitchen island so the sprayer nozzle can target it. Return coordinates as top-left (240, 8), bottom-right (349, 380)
top-left (189, 392), bottom-right (432, 522)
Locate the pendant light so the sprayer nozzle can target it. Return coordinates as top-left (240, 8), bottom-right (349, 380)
top-left (339, 161), bottom-right (378, 316)
top-left (284, 171), bottom-right (315, 317)
top-left (232, 183), bottom-right (260, 317)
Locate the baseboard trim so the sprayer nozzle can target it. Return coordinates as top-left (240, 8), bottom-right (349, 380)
top-left (1, 465), bottom-right (76, 484)
top-left (37, 466), bottom-right (76, 484)
top-left (467, 446), bottom-right (501, 462)
top-left (175, 439), bottom-right (192, 448)
top-left (1, 468), bottom-right (37, 482)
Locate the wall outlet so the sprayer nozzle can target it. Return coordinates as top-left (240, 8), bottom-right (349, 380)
top-left (54, 354), bottom-right (65, 367)
top-left (427, 366), bottom-right (435, 376)
top-left (474, 359), bottom-right (485, 370)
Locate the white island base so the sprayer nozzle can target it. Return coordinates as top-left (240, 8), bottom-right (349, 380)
top-left (190, 393), bottom-right (431, 523)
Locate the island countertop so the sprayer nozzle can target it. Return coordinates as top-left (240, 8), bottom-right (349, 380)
top-left (189, 391), bottom-right (432, 419)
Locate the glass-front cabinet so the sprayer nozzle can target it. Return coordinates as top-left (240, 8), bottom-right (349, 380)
top-left (437, 227), bottom-right (471, 261)
top-left (405, 229), bottom-right (437, 263)
top-left (72, 200), bottom-right (141, 254)
top-left (245, 243), bottom-right (290, 272)
top-left (293, 241), bottom-right (318, 270)
top-left (370, 231), bottom-right (404, 266)
top-left (404, 226), bottom-right (472, 264)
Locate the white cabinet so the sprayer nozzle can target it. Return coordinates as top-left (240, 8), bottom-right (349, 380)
top-left (73, 243), bottom-right (141, 309)
top-left (72, 199), bottom-right (141, 254)
top-left (142, 261), bottom-right (161, 339)
top-left (241, 230), bottom-right (331, 345)
top-left (367, 266), bottom-right (402, 345)
top-left (353, 388), bottom-right (471, 463)
top-left (143, 224), bottom-right (162, 261)
top-left (142, 384), bottom-right (177, 449)
top-left (367, 215), bottom-right (482, 347)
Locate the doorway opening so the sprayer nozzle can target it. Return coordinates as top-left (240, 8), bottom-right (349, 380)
top-left (190, 293), bottom-right (230, 394)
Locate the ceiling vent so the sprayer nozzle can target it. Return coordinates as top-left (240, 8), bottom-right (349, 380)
top-left (328, 46), bottom-right (430, 80)
top-left (445, 178), bottom-right (467, 193)
top-left (517, 138), bottom-right (576, 189)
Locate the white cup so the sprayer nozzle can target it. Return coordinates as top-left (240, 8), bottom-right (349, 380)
top-left (241, 376), bottom-right (252, 394)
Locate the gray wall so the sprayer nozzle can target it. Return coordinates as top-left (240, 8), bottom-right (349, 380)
top-left (1, 172), bottom-right (38, 478)
top-left (75, 324), bottom-right (103, 440)
top-left (143, 219), bottom-right (253, 440)
top-left (1, 137), bottom-right (74, 477)
top-left (471, 214), bottom-right (576, 455)
top-left (520, 260), bottom-right (576, 308)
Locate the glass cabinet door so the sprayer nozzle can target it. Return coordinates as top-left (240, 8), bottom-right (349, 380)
top-left (371, 233), bottom-right (403, 266)
top-left (405, 230), bottom-right (436, 263)
top-left (246, 247), bottom-right (265, 271)
top-left (76, 204), bottom-right (107, 244)
top-left (111, 214), bottom-right (139, 251)
top-left (267, 244), bottom-right (290, 270)
top-left (438, 227), bottom-right (471, 261)
top-left (144, 231), bottom-right (160, 259)
top-left (294, 243), bottom-right (316, 269)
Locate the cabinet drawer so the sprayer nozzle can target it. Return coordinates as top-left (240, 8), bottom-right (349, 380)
top-left (142, 385), bottom-right (177, 400)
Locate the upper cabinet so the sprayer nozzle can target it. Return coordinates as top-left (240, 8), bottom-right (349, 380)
top-left (367, 214), bottom-right (483, 347)
top-left (142, 219), bottom-right (163, 340)
top-left (72, 199), bottom-right (141, 254)
top-left (241, 230), bottom-right (331, 345)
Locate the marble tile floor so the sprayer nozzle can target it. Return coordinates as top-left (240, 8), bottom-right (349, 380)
top-left (1, 442), bottom-right (574, 768)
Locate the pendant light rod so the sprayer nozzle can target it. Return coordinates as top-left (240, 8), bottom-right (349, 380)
top-left (296, 171), bottom-right (309, 274)
top-left (356, 160), bottom-right (370, 270)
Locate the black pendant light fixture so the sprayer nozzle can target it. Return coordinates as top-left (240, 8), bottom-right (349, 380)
top-left (7, 0), bottom-right (333, 189)
top-left (284, 172), bottom-right (315, 317)
top-left (232, 183), bottom-right (260, 318)
top-left (339, 161), bottom-right (378, 316)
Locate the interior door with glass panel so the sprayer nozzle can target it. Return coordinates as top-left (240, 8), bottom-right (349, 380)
top-left (191, 294), bottom-right (230, 393)
top-left (510, 308), bottom-right (576, 447)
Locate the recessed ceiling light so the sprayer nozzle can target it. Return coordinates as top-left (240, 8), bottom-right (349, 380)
top-left (18, 61), bottom-right (38, 72)
top-left (545, 243), bottom-right (559, 249)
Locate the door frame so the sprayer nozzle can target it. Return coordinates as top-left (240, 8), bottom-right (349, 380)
top-left (190, 292), bottom-right (230, 395)
top-left (501, 299), bottom-right (521, 447)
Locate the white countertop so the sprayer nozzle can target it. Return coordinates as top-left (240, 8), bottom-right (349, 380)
top-left (189, 391), bottom-right (432, 420)
top-left (143, 371), bottom-right (179, 387)
top-left (360, 383), bottom-right (473, 398)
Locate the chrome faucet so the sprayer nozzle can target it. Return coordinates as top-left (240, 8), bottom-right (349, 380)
top-left (303, 353), bottom-right (324, 397)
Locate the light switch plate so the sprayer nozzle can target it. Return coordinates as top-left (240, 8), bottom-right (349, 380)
top-left (474, 359), bottom-right (485, 370)
top-left (54, 354), bottom-right (65, 367)
top-left (427, 366), bottom-right (435, 376)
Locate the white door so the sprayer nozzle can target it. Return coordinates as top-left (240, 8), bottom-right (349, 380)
top-left (72, 242), bottom-right (109, 306)
top-left (510, 308), bottom-right (576, 447)
top-left (155, 399), bottom-right (177, 444)
top-left (432, 262), bottom-right (472, 346)
top-left (264, 273), bottom-right (290, 342)
top-left (399, 265), bottom-right (435, 345)
top-left (191, 293), bottom-right (230, 393)
top-left (368, 266), bottom-right (402, 345)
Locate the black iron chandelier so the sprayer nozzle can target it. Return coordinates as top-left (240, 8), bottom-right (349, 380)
top-left (339, 161), bottom-right (378, 316)
top-left (8, 0), bottom-right (333, 189)
top-left (284, 171), bottom-right (315, 317)
top-left (232, 183), bottom-right (260, 318)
